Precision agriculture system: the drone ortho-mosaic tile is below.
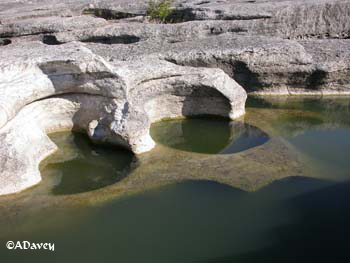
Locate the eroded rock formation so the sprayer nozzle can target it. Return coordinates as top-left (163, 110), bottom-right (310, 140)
top-left (0, 41), bottom-right (246, 195)
top-left (0, 0), bottom-right (349, 195)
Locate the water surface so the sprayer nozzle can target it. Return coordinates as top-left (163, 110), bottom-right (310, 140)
top-left (1, 96), bottom-right (350, 263)
top-left (43, 132), bottom-right (134, 195)
top-left (248, 96), bottom-right (350, 180)
top-left (151, 117), bottom-right (269, 154)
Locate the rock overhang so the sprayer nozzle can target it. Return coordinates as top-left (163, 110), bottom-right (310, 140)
top-left (0, 40), bottom-right (247, 195)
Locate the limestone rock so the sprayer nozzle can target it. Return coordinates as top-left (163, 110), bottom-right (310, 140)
top-left (1, 0), bottom-right (350, 195)
top-left (1, 1), bottom-right (350, 96)
top-left (0, 41), bottom-right (246, 195)
top-left (85, 34), bottom-right (350, 95)
top-left (0, 16), bottom-right (108, 39)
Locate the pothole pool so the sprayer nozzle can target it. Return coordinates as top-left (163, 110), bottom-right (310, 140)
top-left (42, 132), bottom-right (134, 195)
top-left (2, 96), bottom-right (350, 263)
top-left (151, 117), bottom-right (269, 154)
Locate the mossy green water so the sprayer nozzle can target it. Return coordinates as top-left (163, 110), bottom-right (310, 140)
top-left (1, 96), bottom-right (350, 263)
top-left (44, 132), bottom-right (134, 195)
top-left (150, 117), bottom-right (269, 154)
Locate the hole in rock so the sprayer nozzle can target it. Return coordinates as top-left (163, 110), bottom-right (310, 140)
top-left (41, 132), bottom-right (134, 195)
top-left (166, 8), bottom-right (197, 23)
top-left (194, 1), bottom-right (210, 5)
top-left (209, 26), bottom-right (247, 35)
top-left (83, 8), bottom-right (141, 20)
top-left (0, 38), bottom-right (11, 46)
top-left (42, 35), bottom-right (62, 45)
top-left (81, 35), bottom-right (141, 44)
top-left (306, 69), bottom-right (328, 89)
top-left (151, 117), bottom-right (269, 154)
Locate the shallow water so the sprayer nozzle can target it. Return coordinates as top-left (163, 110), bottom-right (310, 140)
top-left (1, 96), bottom-right (350, 263)
top-left (151, 118), bottom-right (269, 154)
top-left (44, 132), bottom-right (134, 195)
top-left (247, 96), bottom-right (350, 181)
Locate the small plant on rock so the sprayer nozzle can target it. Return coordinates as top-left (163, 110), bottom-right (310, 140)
top-left (146, 0), bottom-right (174, 23)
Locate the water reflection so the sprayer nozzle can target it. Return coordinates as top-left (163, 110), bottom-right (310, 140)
top-left (43, 132), bottom-right (134, 195)
top-left (201, 180), bottom-right (350, 263)
top-left (1, 96), bottom-right (350, 263)
top-left (246, 96), bottom-right (350, 181)
top-left (151, 117), bottom-right (269, 154)
top-left (2, 179), bottom-right (348, 263)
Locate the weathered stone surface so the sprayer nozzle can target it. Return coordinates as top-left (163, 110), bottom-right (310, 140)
top-left (1, 1), bottom-right (350, 95)
top-left (297, 39), bottom-right (350, 94)
top-left (175, 0), bottom-right (350, 39)
top-left (52, 20), bottom-right (247, 44)
top-left (0, 41), bottom-right (246, 132)
top-left (0, 40), bottom-right (246, 195)
top-left (82, 34), bottom-right (350, 95)
top-left (1, 0), bottom-right (349, 39)
top-left (0, 16), bottom-right (108, 39)
top-left (0, 0), bottom-right (350, 195)
top-left (161, 36), bottom-right (350, 94)
top-left (0, 94), bottom-right (128, 195)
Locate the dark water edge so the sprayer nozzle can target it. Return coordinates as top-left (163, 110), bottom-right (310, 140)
top-left (1, 96), bottom-right (350, 263)
top-left (1, 179), bottom-right (350, 263)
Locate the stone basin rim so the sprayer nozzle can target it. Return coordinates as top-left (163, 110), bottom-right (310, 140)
top-left (0, 49), bottom-right (247, 196)
top-left (150, 118), bottom-right (270, 155)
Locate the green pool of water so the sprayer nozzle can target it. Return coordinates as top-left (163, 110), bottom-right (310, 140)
top-left (248, 96), bottom-right (350, 180)
top-left (43, 132), bottom-right (134, 195)
top-left (151, 118), bottom-right (269, 154)
top-left (1, 96), bottom-right (350, 263)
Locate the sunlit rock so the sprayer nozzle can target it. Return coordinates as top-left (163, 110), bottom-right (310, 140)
top-left (0, 41), bottom-right (246, 195)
